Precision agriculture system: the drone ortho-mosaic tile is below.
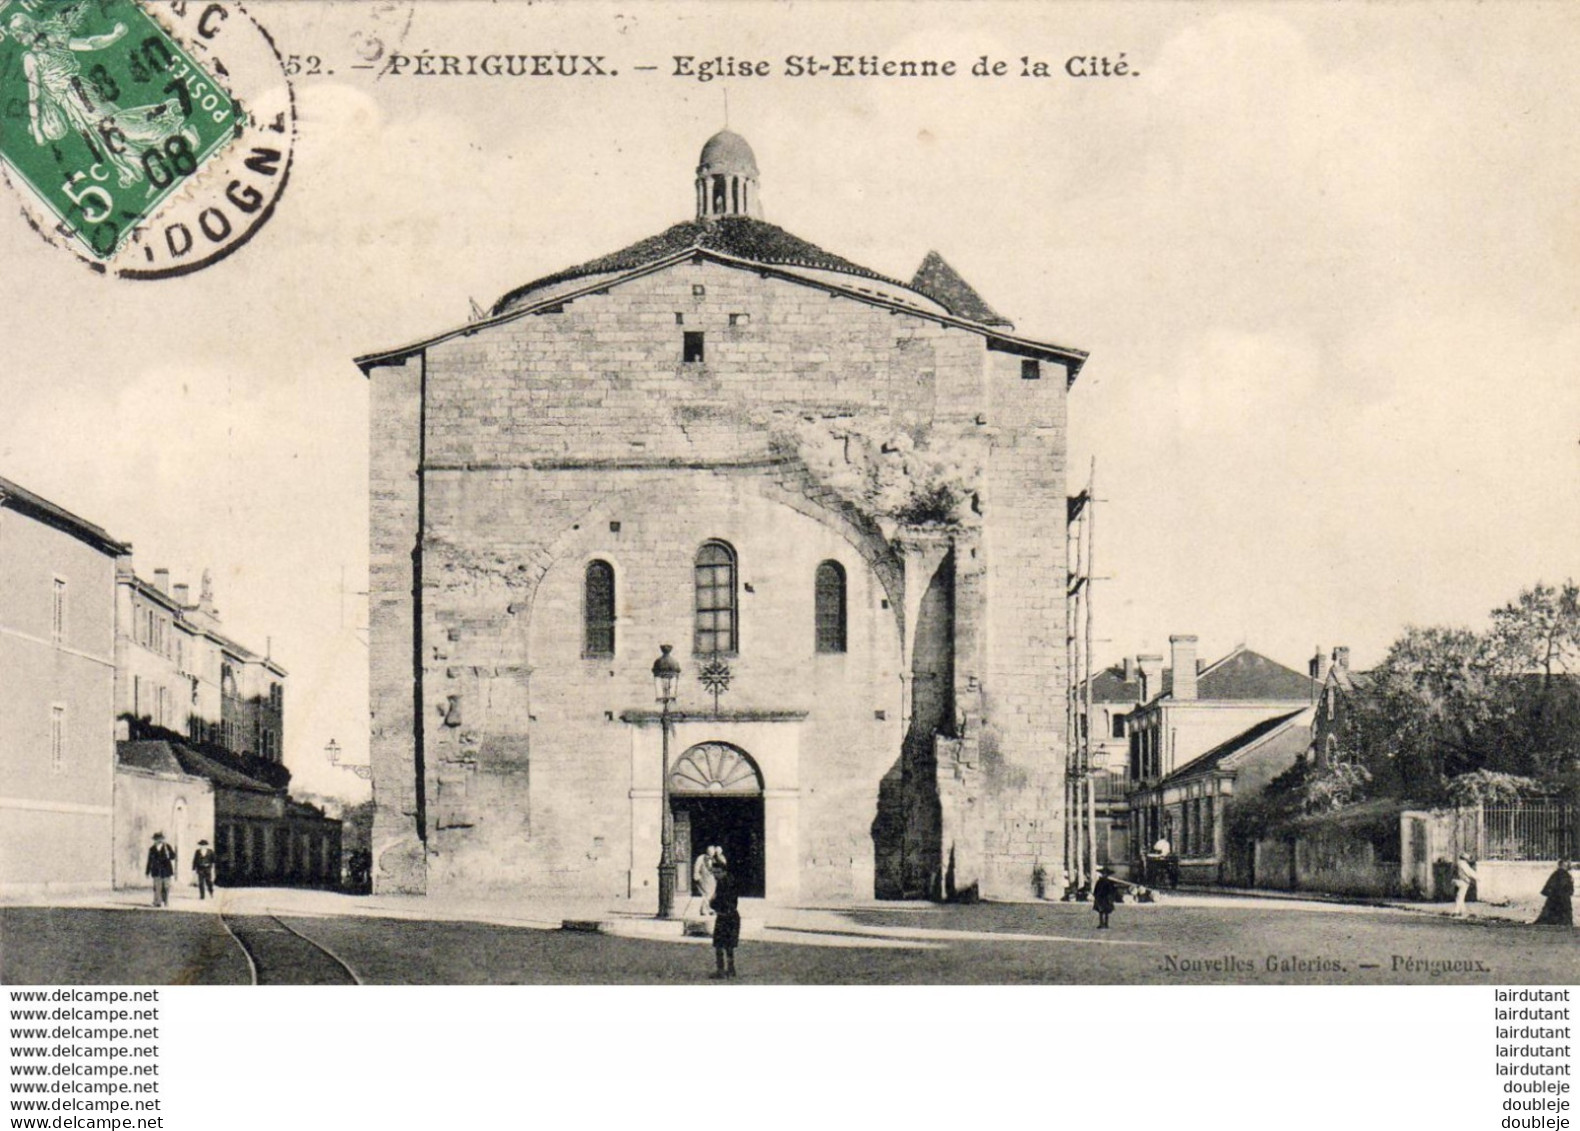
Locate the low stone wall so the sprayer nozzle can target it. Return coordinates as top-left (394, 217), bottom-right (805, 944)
top-left (1293, 829), bottom-right (1398, 898)
top-left (1477, 860), bottom-right (1566, 904)
top-left (1177, 860), bottom-right (1221, 886)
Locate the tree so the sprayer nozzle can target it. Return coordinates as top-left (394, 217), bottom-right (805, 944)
top-left (1444, 769), bottom-right (1537, 807)
top-left (1342, 581), bottom-right (1580, 802)
top-left (1488, 580), bottom-right (1580, 776)
top-left (1346, 625), bottom-right (1506, 801)
top-left (1489, 580), bottom-right (1580, 683)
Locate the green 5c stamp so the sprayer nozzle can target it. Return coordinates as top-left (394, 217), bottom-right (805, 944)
top-left (0, 0), bottom-right (294, 277)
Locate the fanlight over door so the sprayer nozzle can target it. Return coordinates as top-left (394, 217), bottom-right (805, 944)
top-left (669, 743), bottom-right (763, 795)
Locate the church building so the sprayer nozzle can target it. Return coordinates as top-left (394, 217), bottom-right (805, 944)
top-left (358, 131), bottom-right (1087, 904)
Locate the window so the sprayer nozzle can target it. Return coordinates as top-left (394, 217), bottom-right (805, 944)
top-left (1021, 358), bottom-right (1041, 380)
top-left (51, 578), bottom-right (66, 644)
top-left (694, 541), bottom-right (737, 654)
top-left (1111, 712), bottom-right (1125, 739)
top-left (814, 561), bottom-right (847, 653)
top-left (682, 331), bottom-right (705, 363)
top-left (583, 560), bottom-right (616, 656)
top-left (50, 705), bottom-right (65, 773)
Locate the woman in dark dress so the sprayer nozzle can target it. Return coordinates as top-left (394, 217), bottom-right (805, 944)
top-left (1092, 867), bottom-right (1118, 929)
top-left (1534, 859), bottom-right (1574, 926)
top-left (710, 864), bottom-right (741, 978)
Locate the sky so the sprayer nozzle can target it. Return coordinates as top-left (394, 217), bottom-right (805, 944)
top-left (2, 1), bottom-right (1576, 801)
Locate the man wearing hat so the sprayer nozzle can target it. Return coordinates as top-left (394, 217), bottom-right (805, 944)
top-left (145, 833), bottom-right (177, 907)
top-left (192, 839), bottom-right (217, 900)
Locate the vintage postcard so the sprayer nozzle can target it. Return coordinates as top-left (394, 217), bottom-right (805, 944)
top-left (1, 0), bottom-right (1577, 1003)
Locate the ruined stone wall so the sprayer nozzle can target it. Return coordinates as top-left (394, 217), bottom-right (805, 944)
top-left (366, 260), bottom-right (1070, 900)
top-left (420, 473), bottom-right (904, 899)
top-left (367, 354), bottom-right (426, 893)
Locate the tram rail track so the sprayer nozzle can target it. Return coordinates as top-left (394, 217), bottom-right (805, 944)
top-left (219, 912), bottom-right (363, 986)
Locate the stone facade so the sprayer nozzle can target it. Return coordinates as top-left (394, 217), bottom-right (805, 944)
top-left (114, 564), bottom-right (286, 762)
top-left (1126, 639), bottom-right (1319, 856)
top-left (360, 132), bottom-right (1086, 903)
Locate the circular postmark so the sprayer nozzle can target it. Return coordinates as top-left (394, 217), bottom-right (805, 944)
top-left (0, 0), bottom-right (294, 278)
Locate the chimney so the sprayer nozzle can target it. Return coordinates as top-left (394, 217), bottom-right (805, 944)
top-left (1123, 656), bottom-right (1137, 684)
top-left (173, 583), bottom-right (190, 607)
top-left (1309, 645), bottom-right (1325, 682)
top-left (1170, 635), bottom-right (1199, 700)
top-left (1334, 646), bottom-right (1350, 673)
top-left (1137, 653), bottom-right (1164, 702)
top-left (153, 568), bottom-right (170, 595)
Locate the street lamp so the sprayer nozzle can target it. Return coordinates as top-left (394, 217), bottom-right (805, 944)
top-left (652, 644), bottom-right (682, 920)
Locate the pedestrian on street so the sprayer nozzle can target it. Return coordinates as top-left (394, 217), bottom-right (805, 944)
top-left (192, 839), bottom-right (217, 900)
top-left (710, 862), bottom-right (741, 979)
top-left (1534, 859), bottom-right (1574, 927)
top-left (145, 833), bottom-right (176, 908)
top-left (693, 845), bottom-right (719, 917)
top-left (1453, 852), bottom-right (1478, 918)
top-left (1092, 867), bottom-right (1118, 929)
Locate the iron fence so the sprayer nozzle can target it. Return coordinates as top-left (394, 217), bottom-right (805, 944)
top-left (1481, 801), bottom-right (1577, 861)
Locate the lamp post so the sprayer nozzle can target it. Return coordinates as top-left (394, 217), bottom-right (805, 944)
top-left (652, 644), bottom-right (681, 919)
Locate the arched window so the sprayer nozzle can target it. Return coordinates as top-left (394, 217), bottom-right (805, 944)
top-left (814, 561), bottom-right (847, 653)
top-left (584, 560), bottom-right (616, 656)
top-left (694, 541), bottom-right (737, 654)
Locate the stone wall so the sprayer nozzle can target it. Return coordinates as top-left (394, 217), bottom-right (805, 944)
top-left (976, 347), bottom-right (1069, 900)
top-left (368, 353), bottom-right (426, 892)
top-left (366, 259), bottom-right (1070, 901)
top-left (111, 767), bottom-right (214, 890)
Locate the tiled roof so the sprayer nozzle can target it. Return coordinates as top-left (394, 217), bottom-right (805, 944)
top-left (1086, 665), bottom-right (1147, 704)
top-left (493, 217), bottom-right (923, 315)
top-left (1161, 710), bottom-right (1311, 784)
top-left (168, 744), bottom-right (282, 793)
top-left (1172, 647), bottom-right (1317, 701)
top-left (1332, 667), bottom-right (1373, 693)
top-left (117, 741), bottom-right (188, 777)
top-left (909, 250), bottom-right (1013, 327)
top-left (0, 475), bottom-right (128, 556)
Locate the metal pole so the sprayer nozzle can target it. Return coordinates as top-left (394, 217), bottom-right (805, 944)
top-left (1065, 504), bottom-right (1080, 894)
top-left (657, 697), bottom-right (676, 919)
top-left (1085, 458), bottom-right (1099, 878)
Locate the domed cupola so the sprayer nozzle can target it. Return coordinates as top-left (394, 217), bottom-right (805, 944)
top-left (696, 130), bottom-right (762, 220)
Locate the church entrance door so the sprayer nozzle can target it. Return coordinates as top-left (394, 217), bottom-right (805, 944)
top-left (669, 743), bottom-right (766, 899)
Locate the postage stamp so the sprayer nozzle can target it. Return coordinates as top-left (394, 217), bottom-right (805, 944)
top-left (0, 0), bottom-right (293, 277)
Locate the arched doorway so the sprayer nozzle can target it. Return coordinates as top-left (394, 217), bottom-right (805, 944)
top-left (670, 743), bottom-right (765, 898)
